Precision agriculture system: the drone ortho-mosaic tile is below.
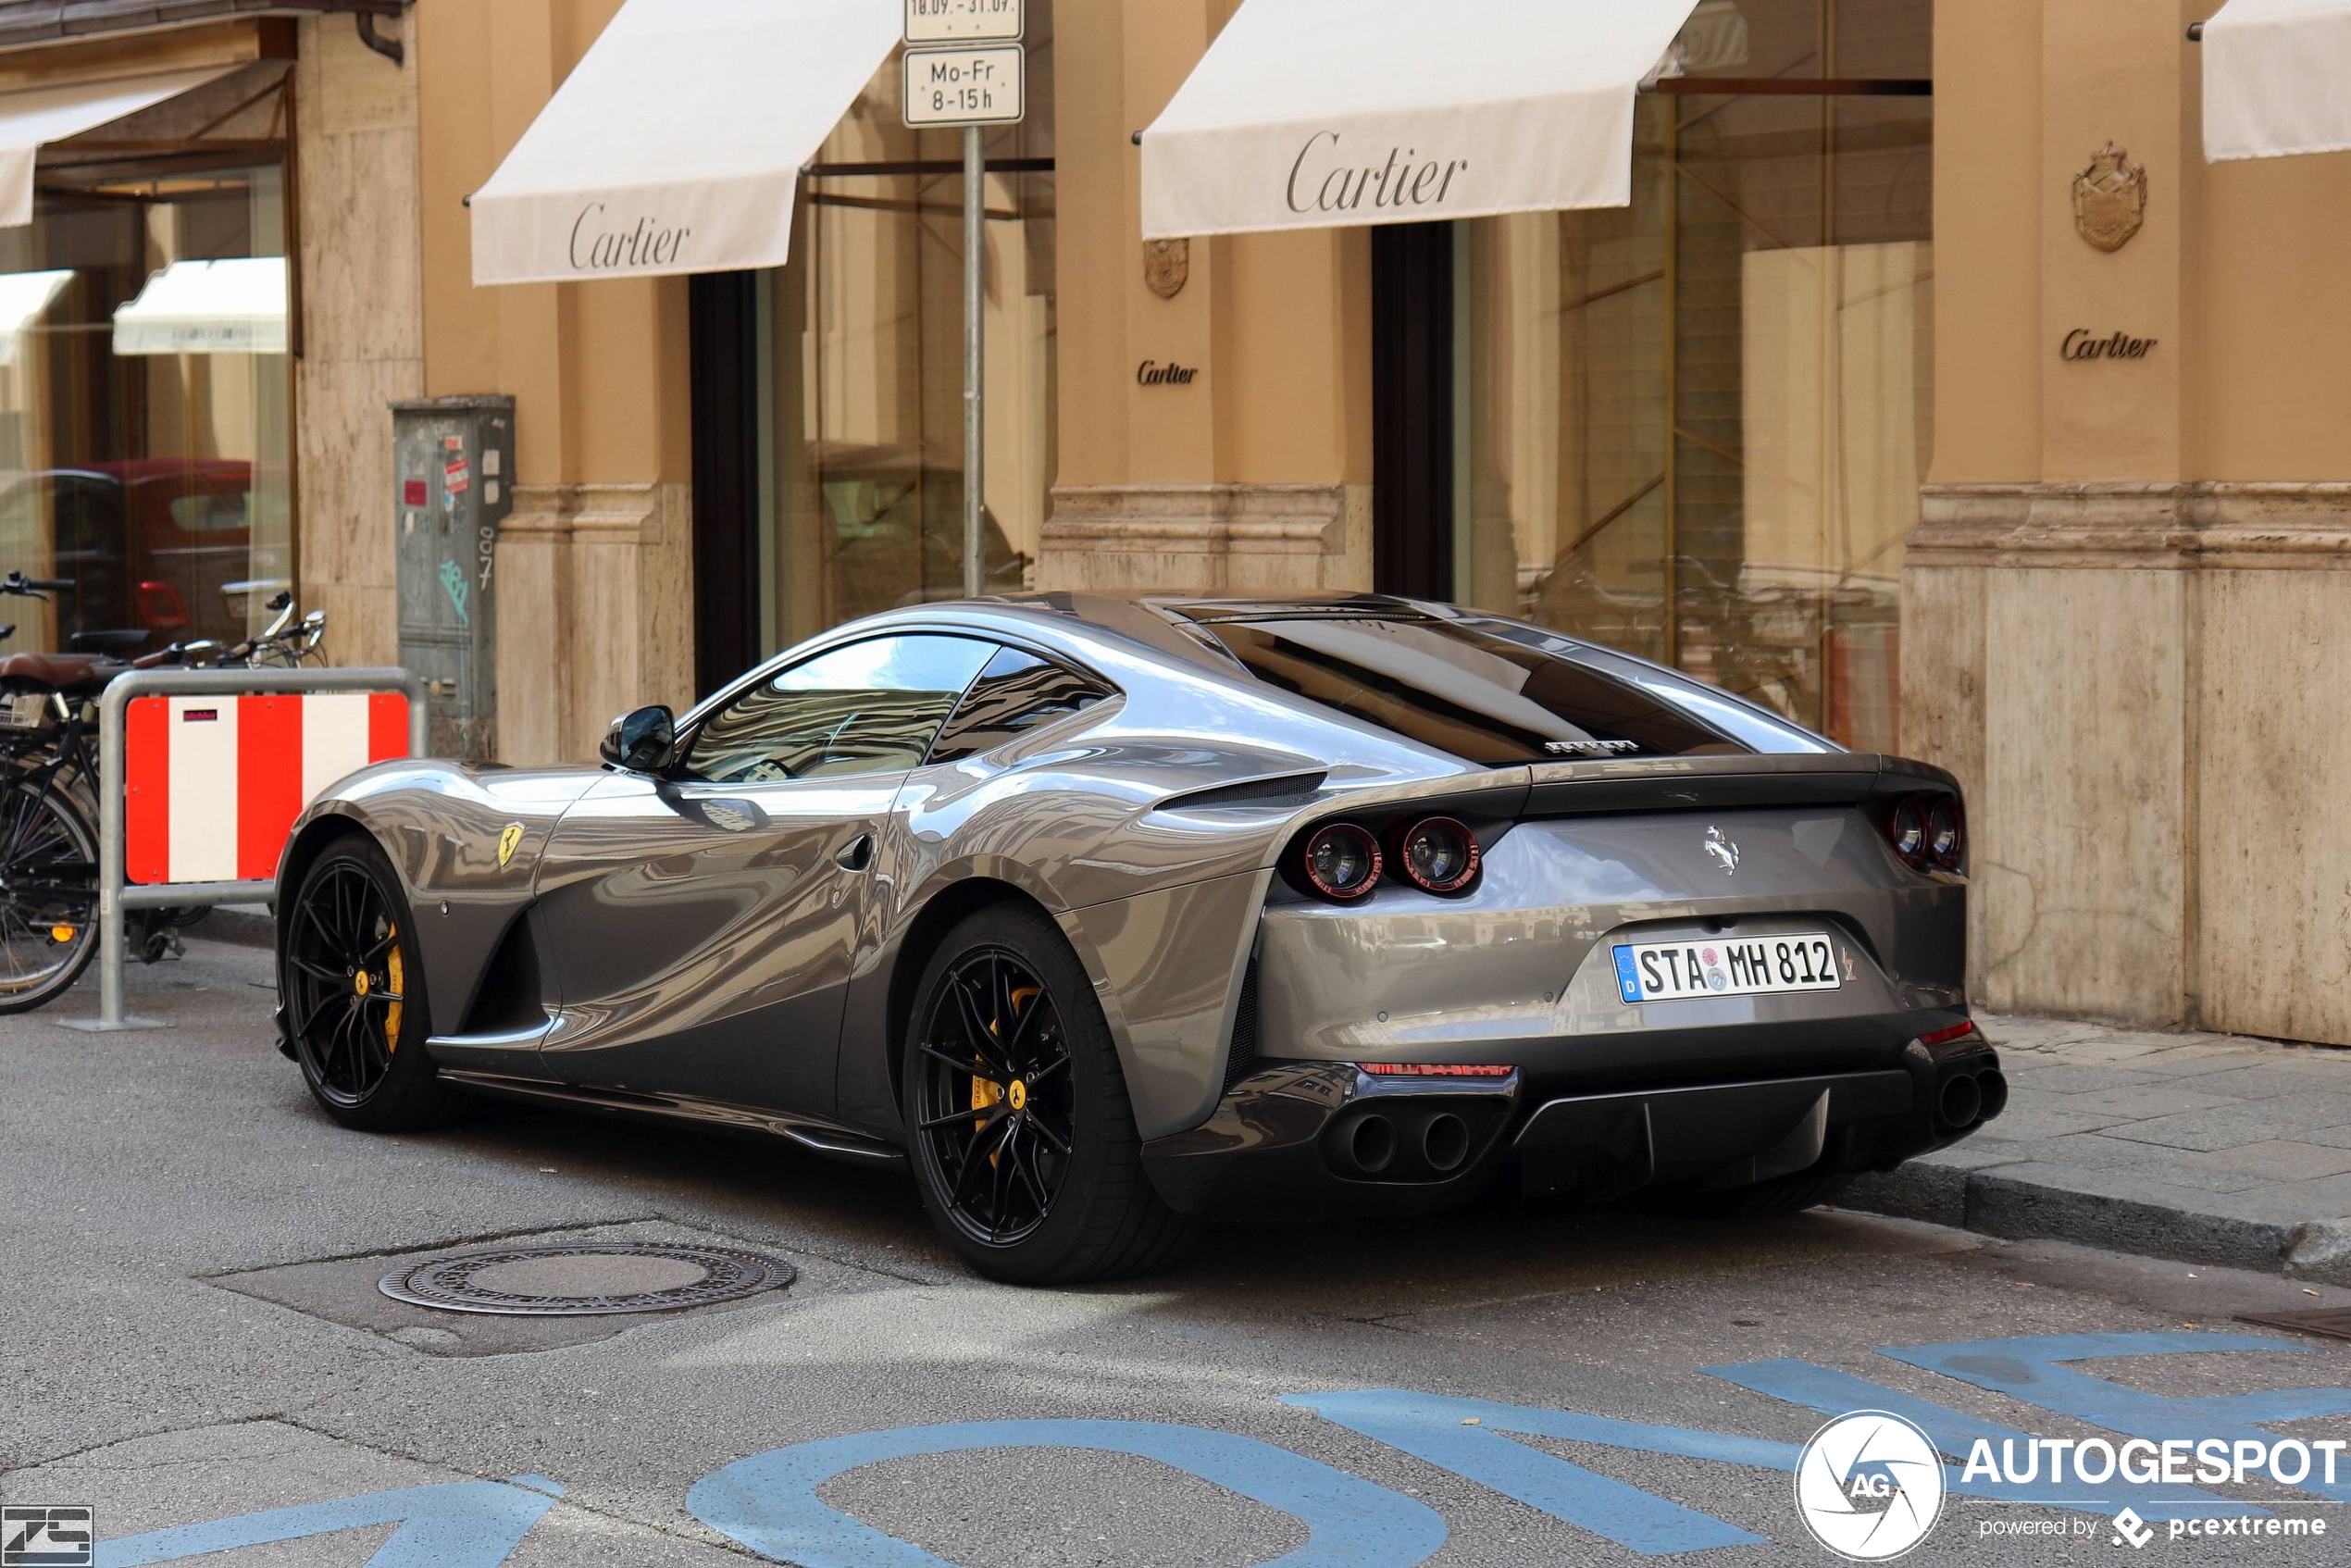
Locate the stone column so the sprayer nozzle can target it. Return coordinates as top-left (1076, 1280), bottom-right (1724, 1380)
top-left (1042, 0), bottom-right (1372, 597)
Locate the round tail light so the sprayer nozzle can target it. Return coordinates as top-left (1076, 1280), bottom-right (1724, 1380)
top-left (1926, 797), bottom-right (1964, 870)
top-left (1299, 823), bottom-right (1381, 901)
top-left (1394, 816), bottom-right (1480, 894)
top-left (1889, 797), bottom-right (1928, 867)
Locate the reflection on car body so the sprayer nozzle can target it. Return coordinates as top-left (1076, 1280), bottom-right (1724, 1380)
top-left (273, 592), bottom-right (2000, 1284)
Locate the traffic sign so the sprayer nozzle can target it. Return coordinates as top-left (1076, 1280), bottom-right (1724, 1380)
top-left (904, 0), bottom-right (1022, 46)
top-left (902, 43), bottom-right (1025, 127)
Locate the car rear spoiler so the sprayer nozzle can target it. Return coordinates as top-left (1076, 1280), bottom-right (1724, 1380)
top-left (1521, 753), bottom-right (1958, 819)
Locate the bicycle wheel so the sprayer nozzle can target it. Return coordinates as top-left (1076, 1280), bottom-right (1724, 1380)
top-left (0, 778), bottom-right (97, 1013)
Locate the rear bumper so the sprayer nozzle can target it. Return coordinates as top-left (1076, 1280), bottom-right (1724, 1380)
top-left (1140, 1032), bottom-right (2003, 1221)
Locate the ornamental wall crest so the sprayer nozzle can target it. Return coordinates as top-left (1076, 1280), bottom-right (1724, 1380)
top-left (1143, 237), bottom-right (1189, 300)
top-left (2072, 142), bottom-right (2147, 253)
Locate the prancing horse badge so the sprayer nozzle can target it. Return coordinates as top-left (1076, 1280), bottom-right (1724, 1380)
top-left (497, 823), bottom-right (524, 869)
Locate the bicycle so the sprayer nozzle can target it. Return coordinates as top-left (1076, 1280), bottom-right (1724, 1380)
top-left (0, 579), bottom-right (332, 1004)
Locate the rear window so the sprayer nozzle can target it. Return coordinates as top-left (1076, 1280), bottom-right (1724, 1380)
top-left (1196, 615), bottom-right (1830, 763)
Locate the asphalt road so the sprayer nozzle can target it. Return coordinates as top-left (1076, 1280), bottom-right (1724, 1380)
top-left (7, 940), bottom-right (2351, 1566)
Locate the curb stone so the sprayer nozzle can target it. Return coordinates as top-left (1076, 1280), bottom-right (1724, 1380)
top-left (1845, 1157), bottom-right (2351, 1287)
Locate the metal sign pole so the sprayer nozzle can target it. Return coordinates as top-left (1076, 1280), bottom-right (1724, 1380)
top-left (964, 121), bottom-right (985, 599)
top-left (903, 1), bottom-right (1023, 600)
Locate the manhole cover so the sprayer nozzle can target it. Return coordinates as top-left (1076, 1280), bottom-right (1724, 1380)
top-left (379, 1241), bottom-right (795, 1316)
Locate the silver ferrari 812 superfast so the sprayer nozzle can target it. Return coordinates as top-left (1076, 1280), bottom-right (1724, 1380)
top-left (273, 594), bottom-right (2002, 1282)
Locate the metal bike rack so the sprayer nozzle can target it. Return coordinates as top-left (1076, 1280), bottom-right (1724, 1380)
top-left (62, 666), bottom-right (428, 1032)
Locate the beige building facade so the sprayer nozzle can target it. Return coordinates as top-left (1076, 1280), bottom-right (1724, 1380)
top-left (0, 1), bottom-right (2339, 1044)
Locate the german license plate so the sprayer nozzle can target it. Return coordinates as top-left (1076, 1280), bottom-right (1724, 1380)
top-left (1611, 933), bottom-right (1841, 1003)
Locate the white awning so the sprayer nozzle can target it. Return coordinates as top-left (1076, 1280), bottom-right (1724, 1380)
top-left (469, 0), bottom-right (900, 286)
top-left (1141, 0), bottom-right (1702, 240)
top-left (2203, 0), bottom-right (2351, 161)
top-left (0, 268), bottom-right (70, 365)
top-left (112, 257), bottom-right (287, 355)
top-left (0, 67), bottom-right (238, 228)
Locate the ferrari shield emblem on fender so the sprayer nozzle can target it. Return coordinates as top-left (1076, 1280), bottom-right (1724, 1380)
top-left (2072, 142), bottom-right (2146, 253)
top-left (496, 823), bottom-right (524, 869)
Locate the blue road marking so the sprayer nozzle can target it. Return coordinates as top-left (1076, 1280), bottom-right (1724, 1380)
top-left (1293, 1389), bottom-right (1787, 1556)
top-left (1709, 1357), bottom-right (2256, 1520)
top-left (1883, 1331), bottom-right (2351, 1502)
top-left (78, 1334), bottom-right (2351, 1565)
top-left (95, 1477), bottom-right (561, 1567)
top-left (685, 1419), bottom-right (1448, 1568)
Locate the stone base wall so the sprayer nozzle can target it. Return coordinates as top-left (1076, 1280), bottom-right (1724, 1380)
top-left (1903, 482), bottom-right (2351, 1044)
top-left (1039, 484), bottom-right (1371, 596)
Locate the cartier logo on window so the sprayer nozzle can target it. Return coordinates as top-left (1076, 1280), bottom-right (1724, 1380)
top-left (1137, 360), bottom-right (1200, 387)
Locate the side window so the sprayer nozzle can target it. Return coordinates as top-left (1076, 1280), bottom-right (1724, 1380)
top-left (927, 646), bottom-right (1112, 766)
top-left (682, 634), bottom-right (994, 784)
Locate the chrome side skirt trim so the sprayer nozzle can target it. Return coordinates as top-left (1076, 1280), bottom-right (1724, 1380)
top-left (433, 1069), bottom-right (908, 1167)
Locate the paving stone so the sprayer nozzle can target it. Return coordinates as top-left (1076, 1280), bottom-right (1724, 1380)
top-left (2097, 1093), bottom-right (2351, 1152)
top-left (2031, 1134), bottom-right (2269, 1194)
top-left (1972, 1104), bottom-right (2138, 1141)
top-left (2003, 1064), bottom-right (2162, 1094)
top-left (2238, 1171), bottom-right (2351, 1215)
top-left (2180, 1140), bottom-right (2351, 1184)
top-left (2297, 1126), bottom-right (2351, 1151)
top-left (2121, 1048), bottom-right (2292, 1077)
top-left (2175, 1065), bottom-right (2345, 1101)
top-left (2034, 1084), bottom-right (2242, 1121)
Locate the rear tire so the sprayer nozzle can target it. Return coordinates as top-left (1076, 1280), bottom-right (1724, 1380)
top-left (904, 902), bottom-right (1195, 1285)
top-left (281, 838), bottom-right (469, 1132)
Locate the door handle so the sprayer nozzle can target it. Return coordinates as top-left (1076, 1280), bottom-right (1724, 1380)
top-left (835, 833), bottom-right (874, 872)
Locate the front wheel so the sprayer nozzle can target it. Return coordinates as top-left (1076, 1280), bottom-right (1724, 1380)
top-left (0, 778), bottom-right (97, 1014)
top-left (281, 838), bottom-right (468, 1131)
top-left (904, 904), bottom-right (1194, 1284)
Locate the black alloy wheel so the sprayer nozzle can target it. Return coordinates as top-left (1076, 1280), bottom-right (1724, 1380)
top-left (282, 839), bottom-right (467, 1130)
top-left (912, 945), bottom-right (1075, 1247)
top-left (904, 904), bottom-right (1194, 1284)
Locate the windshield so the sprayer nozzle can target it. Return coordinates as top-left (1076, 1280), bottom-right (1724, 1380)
top-left (1196, 615), bottom-right (1833, 764)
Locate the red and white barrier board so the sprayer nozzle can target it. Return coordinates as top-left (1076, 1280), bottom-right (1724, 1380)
top-left (126, 692), bottom-right (409, 885)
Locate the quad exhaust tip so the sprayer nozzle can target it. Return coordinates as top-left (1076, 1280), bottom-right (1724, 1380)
top-left (1937, 1072), bottom-right (1983, 1132)
top-left (1934, 1066), bottom-right (2007, 1133)
top-left (1423, 1113), bottom-right (1471, 1174)
top-left (1348, 1113), bottom-right (1398, 1175)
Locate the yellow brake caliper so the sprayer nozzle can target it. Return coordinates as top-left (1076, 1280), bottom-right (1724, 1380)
top-left (970, 985), bottom-right (1042, 1164)
top-left (384, 927), bottom-right (404, 1051)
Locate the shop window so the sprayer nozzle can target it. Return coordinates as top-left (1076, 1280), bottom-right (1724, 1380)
top-left (1454, 0), bottom-right (1931, 753)
top-left (0, 63), bottom-right (292, 656)
top-left (740, 3), bottom-right (1057, 656)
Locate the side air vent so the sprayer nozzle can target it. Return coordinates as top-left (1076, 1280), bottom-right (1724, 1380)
top-left (1158, 772), bottom-right (1327, 813)
top-left (459, 909), bottom-right (549, 1035)
top-left (1221, 955), bottom-right (1262, 1096)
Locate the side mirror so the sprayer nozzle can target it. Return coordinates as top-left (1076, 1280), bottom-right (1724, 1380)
top-left (600, 704), bottom-right (676, 774)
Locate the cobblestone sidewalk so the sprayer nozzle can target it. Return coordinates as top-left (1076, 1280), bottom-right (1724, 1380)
top-left (1845, 1013), bottom-right (2351, 1282)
